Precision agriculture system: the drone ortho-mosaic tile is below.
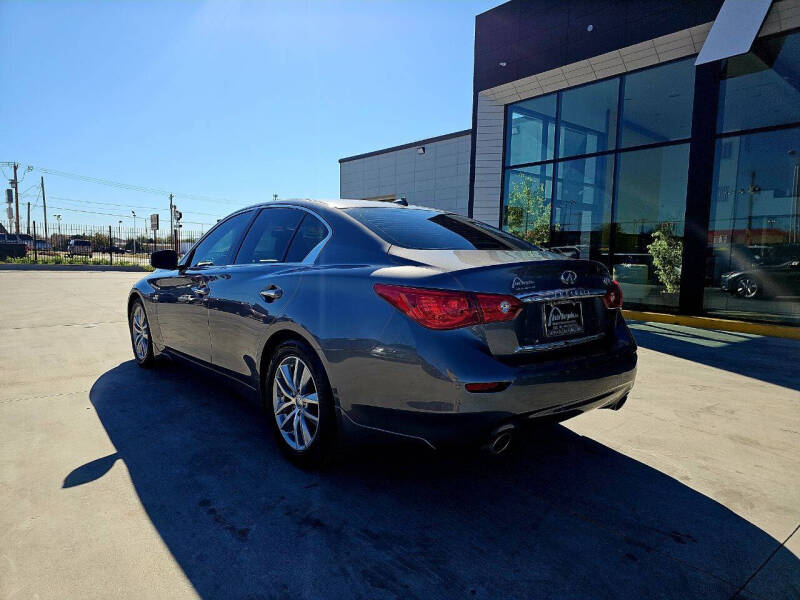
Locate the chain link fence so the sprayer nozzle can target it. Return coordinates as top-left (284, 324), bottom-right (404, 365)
top-left (0, 222), bottom-right (204, 268)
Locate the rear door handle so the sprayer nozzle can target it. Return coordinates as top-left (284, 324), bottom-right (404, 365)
top-left (260, 285), bottom-right (283, 302)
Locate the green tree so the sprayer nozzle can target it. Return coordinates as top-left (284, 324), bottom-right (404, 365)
top-left (504, 174), bottom-right (551, 246)
top-left (91, 232), bottom-right (110, 248)
top-left (647, 222), bottom-right (683, 293)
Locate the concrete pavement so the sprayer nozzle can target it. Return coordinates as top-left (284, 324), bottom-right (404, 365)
top-left (1, 271), bottom-right (798, 599)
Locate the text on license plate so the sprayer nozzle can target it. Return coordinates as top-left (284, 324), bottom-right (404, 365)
top-left (542, 300), bottom-right (584, 338)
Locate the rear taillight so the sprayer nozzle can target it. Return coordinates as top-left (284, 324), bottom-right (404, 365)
top-left (465, 382), bottom-right (510, 393)
top-left (373, 284), bottom-right (523, 330)
top-left (603, 280), bottom-right (623, 309)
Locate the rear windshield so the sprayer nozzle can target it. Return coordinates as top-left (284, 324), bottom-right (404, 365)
top-left (344, 207), bottom-right (536, 250)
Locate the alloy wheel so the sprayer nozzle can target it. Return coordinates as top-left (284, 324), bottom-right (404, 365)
top-left (272, 356), bottom-right (320, 451)
top-left (736, 277), bottom-right (759, 298)
top-left (131, 304), bottom-right (150, 360)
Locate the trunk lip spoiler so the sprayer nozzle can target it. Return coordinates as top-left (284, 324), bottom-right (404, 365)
top-left (515, 288), bottom-right (606, 303)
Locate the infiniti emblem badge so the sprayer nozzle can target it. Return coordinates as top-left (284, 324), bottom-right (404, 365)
top-left (560, 270), bottom-right (578, 285)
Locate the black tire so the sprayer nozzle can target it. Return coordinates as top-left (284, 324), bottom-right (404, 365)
top-left (129, 298), bottom-right (155, 368)
top-left (265, 339), bottom-right (336, 468)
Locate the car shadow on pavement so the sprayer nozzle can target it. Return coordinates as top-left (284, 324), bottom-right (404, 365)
top-left (629, 321), bottom-right (800, 391)
top-left (70, 360), bottom-right (800, 600)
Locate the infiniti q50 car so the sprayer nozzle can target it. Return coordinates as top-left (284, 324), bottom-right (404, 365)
top-left (128, 199), bottom-right (637, 466)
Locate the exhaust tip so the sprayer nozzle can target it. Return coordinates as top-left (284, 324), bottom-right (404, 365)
top-left (484, 424), bottom-right (516, 456)
top-left (603, 393), bottom-right (629, 411)
top-left (489, 432), bottom-right (513, 454)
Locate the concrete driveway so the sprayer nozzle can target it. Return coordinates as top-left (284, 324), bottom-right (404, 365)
top-left (1, 271), bottom-right (798, 600)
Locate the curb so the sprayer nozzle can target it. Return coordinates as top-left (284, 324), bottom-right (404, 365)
top-left (622, 310), bottom-right (800, 340)
top-left (0, 263), bottom-right (150, 272)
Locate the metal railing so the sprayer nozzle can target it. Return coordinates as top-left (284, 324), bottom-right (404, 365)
top-left (0, 222), bottom-right (204, 268)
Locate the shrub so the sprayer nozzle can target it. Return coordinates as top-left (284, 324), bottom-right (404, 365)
top-left (647, 223), bottom-right (683, 293)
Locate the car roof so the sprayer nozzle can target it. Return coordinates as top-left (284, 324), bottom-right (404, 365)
top-left (239, 198), bottom-right (442, 213)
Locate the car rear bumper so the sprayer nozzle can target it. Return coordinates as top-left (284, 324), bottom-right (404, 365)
top-left (336, 332), bottom-right (637, 449)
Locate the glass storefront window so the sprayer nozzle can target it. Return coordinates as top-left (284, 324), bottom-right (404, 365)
top-left (499, 30), bottom-right (800, 323)
top-left (501, 164), bottom-right (553, 247)
top-left (551, 155), bottom-right (614, 263)
top-left (505, 94), bottom-right (556, 166)
top-left (558, 78), bottom-right (619, 158)
top-left (718, 31), bottom-right (800, 133)
top-left (612, 144), bottom-right (690, 310)
top-left (705, 127), bottom-right (800, 324)
top-left (620, 58), bottom-right (695, 148)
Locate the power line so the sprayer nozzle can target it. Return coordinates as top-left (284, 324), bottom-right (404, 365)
top-left (47, 194), bottom-right (223, 217)
top-left (22, 164), bottom-right (242, 205)
top-left (44, 204), bottom-right (215, 226)
top-left (19, 189), bottom-right (226, 218)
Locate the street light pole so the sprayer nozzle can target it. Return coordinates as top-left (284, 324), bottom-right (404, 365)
top-left (131, 211), bottom-right (137, 255)
top-left (54, 214), bottom-right (62, 251)
top-left (12, 163), bottom-right (19, 234)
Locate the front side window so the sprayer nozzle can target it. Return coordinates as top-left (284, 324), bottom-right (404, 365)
top-left (235, 208), bottom-right (304, 264)
top-left (190, 211), bottom-right (253, 267)
top-left (346, 207), bottom-right (535, 250)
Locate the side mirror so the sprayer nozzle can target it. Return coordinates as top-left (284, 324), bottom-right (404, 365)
top-left (150, 249), bottom-right (178, 270)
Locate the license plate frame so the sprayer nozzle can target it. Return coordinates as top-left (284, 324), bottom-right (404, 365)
top-left (542, 300), bottom-right (585, 338)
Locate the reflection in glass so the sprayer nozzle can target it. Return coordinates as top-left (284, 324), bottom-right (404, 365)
top-left (705, 127), bottom-right (800, 324)
top-left (505, 94), bottom-right (557, 166)
top-left (620, 58), bottom-right (695, 148)
top-left (551, 155), bottom-right (614, 262)
top-left (558, 78), bottom-right (619, 158)
top-left (502, 164), bottom-right (553, 247)
top-left (718, 31), bottom-right (800, 133)
top-left (612, 144), bottom-right (690, 309)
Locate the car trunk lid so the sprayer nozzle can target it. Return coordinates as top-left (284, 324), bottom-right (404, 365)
top-left (389, 247), bottom-right (613, 355)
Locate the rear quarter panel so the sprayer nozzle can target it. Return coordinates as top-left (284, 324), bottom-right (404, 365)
top-left (283, 264), bottom-right (483, 418)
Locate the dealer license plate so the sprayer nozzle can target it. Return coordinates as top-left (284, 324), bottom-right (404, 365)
top-left (542, 300), bottom-right (584, 338)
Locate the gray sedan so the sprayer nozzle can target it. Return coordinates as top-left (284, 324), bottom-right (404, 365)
top-left (128, 199), bottom-right (636, 466)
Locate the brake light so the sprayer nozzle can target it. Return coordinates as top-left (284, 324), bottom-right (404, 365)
top-left (373, 284), bottom-right (523, 330)
top-left (603, 280), bottom-right (623, 309)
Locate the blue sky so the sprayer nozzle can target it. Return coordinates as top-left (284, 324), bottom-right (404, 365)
top-left (1, 0), bottom-right (497, 228)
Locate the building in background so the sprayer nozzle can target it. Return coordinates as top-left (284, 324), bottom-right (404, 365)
top-left (340, 0), bottom-right (800, 326)
top-left (339, 130), bottom-right (471, 215)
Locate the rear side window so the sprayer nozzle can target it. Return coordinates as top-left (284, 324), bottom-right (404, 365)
top-left (235, 207), bottom-right (304, 264)
top-left (344, 207), bottom-right (536, 250)
top-left (285, 214), bottom-right (328, 262)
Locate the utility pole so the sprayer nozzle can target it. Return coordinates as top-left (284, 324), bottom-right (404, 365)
top-left (40, 177), bottom-right (48, 242)
top-left (26, 202), bottom-right (30, 235)
top-left (12, 163), bottom-right (20, 234)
